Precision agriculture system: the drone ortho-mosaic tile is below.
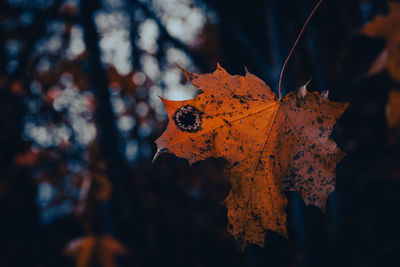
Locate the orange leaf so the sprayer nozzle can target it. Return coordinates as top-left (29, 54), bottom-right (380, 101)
top-left (155, 64), bottom-right (349, 249)
top-left (362, 2), bottom-right (400, 81)
top-left (65, 235), bottom-right (127, 267)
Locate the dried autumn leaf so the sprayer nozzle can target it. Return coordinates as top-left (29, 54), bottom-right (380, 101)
top-left (155, 64), bottom-right (349, 249)
top-left (65, 235), bottom-right (127, 267)
top-left (362, 2), bottom-right (400, 81)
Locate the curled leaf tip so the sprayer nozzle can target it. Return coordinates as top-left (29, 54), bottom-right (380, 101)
top-left (152, 148), bottom-right (168, 164)
top-left (321, 90), bottom-right (329, 100)
top-left (298, 84), bottom-right (308, 98)
top-left (298, 77), bottom-right (311, 98)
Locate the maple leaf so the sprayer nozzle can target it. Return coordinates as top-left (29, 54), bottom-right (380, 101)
top-left (65, 235), bottom-right (127, 267)
top-left (155, 64), bottom-right (349, 249)
top-left (362, 2), bottom-right (400, 81)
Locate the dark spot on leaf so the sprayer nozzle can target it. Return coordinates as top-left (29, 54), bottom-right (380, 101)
top-left (306, 166), bottom-right (314, 174)
top-left (174, 105), bottom-right (202, 132)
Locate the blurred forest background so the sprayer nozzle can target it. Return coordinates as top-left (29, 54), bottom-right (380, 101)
top-left (1, 0), bottom-right (400, 266)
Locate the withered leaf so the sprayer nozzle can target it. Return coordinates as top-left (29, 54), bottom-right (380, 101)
top-left (155, 64), bottom-right (349, 249)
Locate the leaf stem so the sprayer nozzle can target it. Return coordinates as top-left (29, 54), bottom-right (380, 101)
top-left (278, 0), bottom-right (324, 100)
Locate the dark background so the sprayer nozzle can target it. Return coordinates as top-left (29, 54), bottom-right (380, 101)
top-left (1, 0), bottom-right (399, 266)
